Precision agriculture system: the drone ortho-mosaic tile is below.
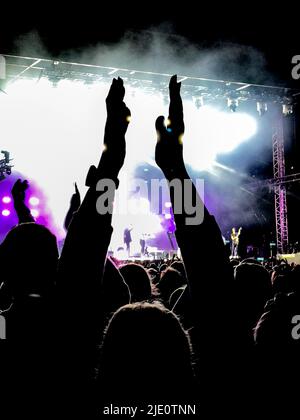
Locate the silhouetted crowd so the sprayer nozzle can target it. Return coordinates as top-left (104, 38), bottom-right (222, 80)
top-left (0, 76), bottom-right (299, 418)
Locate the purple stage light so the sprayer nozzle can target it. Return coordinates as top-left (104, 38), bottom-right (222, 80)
top-left (2, 209), bottom-right (10, 217)
top-left (2, 196), bottom-right (11, 204)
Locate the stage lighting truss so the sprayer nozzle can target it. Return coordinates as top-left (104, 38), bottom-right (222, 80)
top-left (2, 54), bottom-right (300, 111)
top-left (0, 151), bottom-right (13, 181)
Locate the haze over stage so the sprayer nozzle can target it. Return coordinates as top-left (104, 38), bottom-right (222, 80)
top-left (1, 54), bottom-right (299, 252)
top-left (0, 58), bottom-right (259, 239)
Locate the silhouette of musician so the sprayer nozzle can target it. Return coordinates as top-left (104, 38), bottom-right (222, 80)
top-left (124, 225), bottom-right (133, 257)
top-left (140, 236), bottom-right (146, 256)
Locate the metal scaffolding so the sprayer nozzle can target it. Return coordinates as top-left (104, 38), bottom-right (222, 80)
top-left (272, 111), bottom-right (289, 254)
top-left (2, 54), bottom-right (300, 103)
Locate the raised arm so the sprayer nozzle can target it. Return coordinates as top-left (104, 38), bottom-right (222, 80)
top-left (155, 76), bottom-right (230, 300)
top-left (58, 77), bottom-right (130, 299)
top-left (154, 77), bottom-right (236, 396)
top-left (64, 182), bottom-right (81, 231)
top-left (54, 78), bottom-right (131, 417)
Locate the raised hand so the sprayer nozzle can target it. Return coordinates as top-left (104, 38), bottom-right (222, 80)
top-left (103, 77), bottom-right (131, 175)
top-left (86, 78), bottom-right (131, 187)
top-left (64, 182), bottom-right (81, 231)
top-left (168, 74), bottom-right (185, 136)
top-left (106, 77), bottom-right (130, 129)
top-left (155, 75), bottom-right (185, 177)
top-left (11, 179), bottom-right (29, 204)
top-left (70, 182), bottom-right (81, 210)
top-left (11, 179), bottom-right (35, 223)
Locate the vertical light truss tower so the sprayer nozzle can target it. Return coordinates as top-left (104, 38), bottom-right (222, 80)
top-left (272, 109), bottom-right (289, 254)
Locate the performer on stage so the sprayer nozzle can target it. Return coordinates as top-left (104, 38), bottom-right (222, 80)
top-left (124, 225), bottom-right (133, 257)
top-left (140, 234), bottom-right (146, 256)
top-left (231, 227), bottom-right (242, 257)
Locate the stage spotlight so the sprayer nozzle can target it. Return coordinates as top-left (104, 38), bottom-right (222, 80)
top-left (227, 98), bottom-right (239, 112)
top-left (165, 202), bottom-right (172, 208)
top-left (282, 103), bottom-right (293, 116)
top-left (29, 196), bottom-right (40, 206)
top-left (2, 196), bottom-right (11, 204)
top-left (194, 97), bottom-right (204, 109)
top-left (257, 101), bottom-right (268, 116)
top-left (30, 209), bottom-right (39, 218)
top-left (184, 105), bottom-right (257, 170)
top-left (2, 209), bottom-right (10, 217)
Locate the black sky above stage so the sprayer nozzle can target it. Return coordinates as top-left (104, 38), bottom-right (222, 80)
top-left (0, 5), bottom-right (299, 82)
top-left (1, 5), bottom-right (300, 251)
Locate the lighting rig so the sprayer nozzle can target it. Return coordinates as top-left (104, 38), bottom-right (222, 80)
top-left (2, 54), bottom-right (300, 254)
